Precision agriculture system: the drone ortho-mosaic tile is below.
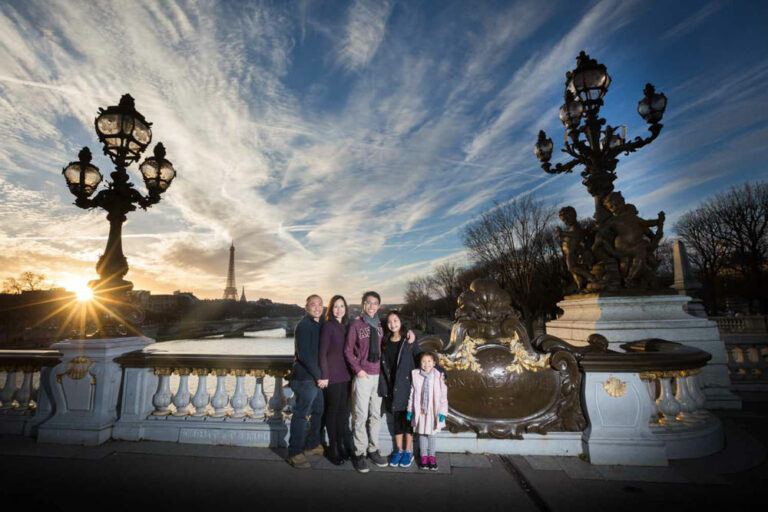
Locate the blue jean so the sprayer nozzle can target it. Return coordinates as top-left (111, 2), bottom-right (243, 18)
top-left (288, 379), bottom-right (324, 457)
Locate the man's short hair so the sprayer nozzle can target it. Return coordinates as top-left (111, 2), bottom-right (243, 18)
top-left (361, 291), bottom-right (381, 305)
top-left (305, 294), bottom-right (322, 306)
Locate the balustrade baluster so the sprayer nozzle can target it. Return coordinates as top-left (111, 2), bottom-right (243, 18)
top-left (191, 368), bottom-right (210, 417)
top-left (674, 372), bottom-right (696, 422)
top-left (152, 368), bottom-right (173, 416)
top-left (1, 370), bottom-right (19, 409)
top-left (15, 368), bottom-right (34, 411)
top-left (231, 370), bottom-right (248, 418)
top-left (211, 369), bottom-right (230, 417)
top-left (656, 374), bottom-right (681, 425)
top-left (248, 371), bottom-right (266, 419)
top-left (685, 371), bottom-right (706, 416)
top-left (172, 368), bottom-right (192, 416)
top-left (267, 374), bottom-right (287, 419)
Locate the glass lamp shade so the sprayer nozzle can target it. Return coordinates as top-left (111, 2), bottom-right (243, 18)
top-left (601, 133), bottom-right (624, 150)
top-left (94, 94), bottom-right (152, 165)
top-left (559, 91), bottom-right (584, 128)
top-left (534, 131), bottom-right (554, 162)
top-left (566, 51), bottom-right (611, 110)
top-left (638, 83), bottom-right (667, 123)
top-left (140, 143), bottom-right (176, 193)
top-left (62, 147), bottom-right (102, 197)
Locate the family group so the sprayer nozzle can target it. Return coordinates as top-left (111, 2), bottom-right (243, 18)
top-left (286, 291), bottom-right (449, 473)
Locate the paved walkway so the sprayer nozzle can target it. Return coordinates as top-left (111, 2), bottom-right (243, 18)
top-left (1, 393), bottom-right (766, 511)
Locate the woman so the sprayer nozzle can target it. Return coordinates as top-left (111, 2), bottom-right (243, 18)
top-left (318, 294), bottom-right (353, 465)
top-left (378, 310), bottom-right (421, 468)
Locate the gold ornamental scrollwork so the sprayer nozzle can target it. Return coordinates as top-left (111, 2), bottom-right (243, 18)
top-left (233, 369), bottom-right (248, 377)
top-left (56, 356), bottom-right (95, 383)
top-left (153, 368), bottom-right (172, 376)
top-left (439, 335), bottom-right (550, 374)
top-left (602, 377), bottom-right (627, 397)
top-left (249, 369), bottom-right (266, 378)
top-left (192, 368), bottom-right (209, 376)
top-left (266, 369), bottom-right (289, 378)
top-left (212, 369), bottom-right (229, 377)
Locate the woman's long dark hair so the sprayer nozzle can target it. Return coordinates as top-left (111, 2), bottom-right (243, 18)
top-left (325, 295), bottom-right (349, 325)
top-left (382, 310), bottom-right (407, 353)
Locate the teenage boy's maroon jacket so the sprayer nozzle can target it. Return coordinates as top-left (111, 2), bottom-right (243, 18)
top-left (344, 316), bottom-right (384, 376)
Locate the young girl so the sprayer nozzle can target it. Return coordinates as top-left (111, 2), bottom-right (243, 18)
top-left (378, 310), bottom-right (420, 468)
top-left (407, 351), bottom-right (448, 470)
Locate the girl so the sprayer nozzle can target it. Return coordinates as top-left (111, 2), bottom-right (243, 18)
top-left (407, 351), bottom-right (448, 471)
top-left (318, 295), bottom-right (353, 465)
top-left (378, 310), bottom-right (420, 468)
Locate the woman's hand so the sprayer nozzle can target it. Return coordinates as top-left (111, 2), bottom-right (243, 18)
top-left (317, 379), bottom-right (329, 389)
top-left (357, 370), bottom-right (368, 379)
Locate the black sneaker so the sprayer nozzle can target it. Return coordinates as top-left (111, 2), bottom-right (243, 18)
top-left (352, 455), bottom-right (370, 474)
top-left (429, 456), bottom-right (438, 471)
top-left (368, 450), bottom-right (388, 467)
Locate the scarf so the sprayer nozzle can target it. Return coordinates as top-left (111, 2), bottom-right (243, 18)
top-left (419, 369), bottom-right (433, 415)
top-left (364, 314), bottom-right (380, 363)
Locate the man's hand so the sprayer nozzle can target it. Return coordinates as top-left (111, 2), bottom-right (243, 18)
top-left (357, 370), bottom-right (368, 379)
top-left (317, 379), bottom-right (329, 389)
top-left (406, 330), bottom-right (416, 344)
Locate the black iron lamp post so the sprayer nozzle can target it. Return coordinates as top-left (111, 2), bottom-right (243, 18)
top-left (62, 94), bottom-right (176, 334)
top-left (534, 51), bottom-right (666, 224)
top-left (535, 52), bottom-right (668, 293)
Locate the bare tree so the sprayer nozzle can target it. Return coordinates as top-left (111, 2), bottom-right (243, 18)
top-left (462, 195), bottom-right (561, 335)
top-left (403, 276), bottom-right (435, 330)
top-left (430, 263), bottom-right (465, 315)
top-left (2, 272), bottom-right (47, 294)
top-left (713, 182), bottom-right (768, 312)
top-left (675, 181), bottom-right (768, 313)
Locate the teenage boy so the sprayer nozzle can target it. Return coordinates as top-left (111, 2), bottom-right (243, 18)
top-left (344, 291), bottom-right (415, 473)
top-left (286, 294), bottom-right (325, 469)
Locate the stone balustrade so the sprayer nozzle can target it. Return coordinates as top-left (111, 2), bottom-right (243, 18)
top-left (578, 339), bottom-right (723, 465)
top-left (712, 315), bottom-right (767, 334)
top-left (0, 350), bottom-right (61, 435)
top-left (723, 339), bottom-right (768, 390)
top-left (111, 348), bottom-right (294, 446)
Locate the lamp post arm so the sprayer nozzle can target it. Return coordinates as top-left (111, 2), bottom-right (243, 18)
top-left (541, 157), bottom-right (581, 175)
top-left (133, 188), bottom-right (162, 210)
top-left (613, 123), bottom-right (663, 158)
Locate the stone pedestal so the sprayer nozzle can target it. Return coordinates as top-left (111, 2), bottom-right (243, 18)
top-left (37, 336), bottom-right (154, 445)
top-left (546, 295), bottom-right (741, 410)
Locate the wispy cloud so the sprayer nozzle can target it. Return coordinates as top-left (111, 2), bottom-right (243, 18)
top-left (336, 0), bottom-right (392, 71)
top-left (660, 0), bottom-right (723, 41)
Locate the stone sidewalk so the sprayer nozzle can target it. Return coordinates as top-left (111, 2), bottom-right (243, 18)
top-left (0, 395), bottom-right (765, 511)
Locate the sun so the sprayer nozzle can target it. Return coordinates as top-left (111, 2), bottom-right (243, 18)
top-left (60, 276), bottom-right (95, 302)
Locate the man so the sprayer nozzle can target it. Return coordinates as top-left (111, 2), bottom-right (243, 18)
top-left (286, 294), bottom-right (325, 469)
top-left (344, 291), bottom-right (414, 473)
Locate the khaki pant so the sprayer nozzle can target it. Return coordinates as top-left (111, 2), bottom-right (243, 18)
top-left (352, 374), bottom-right (382, 456)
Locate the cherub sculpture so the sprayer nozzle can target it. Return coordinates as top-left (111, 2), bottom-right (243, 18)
top-left (556, 206), bottom-right (595, 292)
top-left (595, 191), bottom-right (664, 287)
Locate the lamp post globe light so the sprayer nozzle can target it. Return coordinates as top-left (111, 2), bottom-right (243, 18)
top-left (535, 52), bottom-right (667, 293)
top-left (61, 94), bottom-right (176, 335)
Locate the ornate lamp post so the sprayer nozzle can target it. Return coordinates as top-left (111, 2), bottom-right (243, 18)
top-left (535, 52), bottom-right (667, 292)
top-left (62, 94), bottom-right (176, 334)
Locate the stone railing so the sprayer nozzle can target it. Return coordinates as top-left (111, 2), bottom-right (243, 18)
top-left (723, 338), bottom-right (768, 390)
top-left (576, 339), bottom-right (722, 465)
top-left (111, 348), bottom-right (294, 446)
top-left (0, 350), bottom-right (61, 435)
top-left (712, 315), bottom-right (767, 334)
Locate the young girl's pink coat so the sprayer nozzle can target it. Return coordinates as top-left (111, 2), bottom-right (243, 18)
top-left (407, 369), bottom-right (448, 435)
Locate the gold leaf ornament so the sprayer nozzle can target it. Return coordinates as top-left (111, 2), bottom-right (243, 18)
top-left (602, 377), bottom-right (627, 397)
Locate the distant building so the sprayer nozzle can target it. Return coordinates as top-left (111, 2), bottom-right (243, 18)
top-left (240, 286), bottom-right (247, 303)
top-left (223, 242), bottom-right (238, 300)
top-left (131, 290), bottom-right (199, 313)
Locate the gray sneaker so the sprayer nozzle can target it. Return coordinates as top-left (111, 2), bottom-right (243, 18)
top-left (368, 450), bottom-right (388, 467)
top-left (352, 455), bottom-right (370, 473)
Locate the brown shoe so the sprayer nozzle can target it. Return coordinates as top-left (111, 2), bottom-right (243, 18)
top-left (303, 444), bottom-right (325, 457)
top-left (287, 453), bottom-right (311, 469)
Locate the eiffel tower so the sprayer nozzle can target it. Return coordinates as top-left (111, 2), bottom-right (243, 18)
top-left (223, 242), bottom-right (238, 300)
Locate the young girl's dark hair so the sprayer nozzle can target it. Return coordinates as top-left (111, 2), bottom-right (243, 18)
top-left (419, 351), bottom-right (438, 365)
top-left (325, 295), bottom-right (349, 325)
top-left (385, 310), bottom-right (407, 338)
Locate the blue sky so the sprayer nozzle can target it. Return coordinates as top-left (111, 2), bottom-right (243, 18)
top-left (0, 0), bottom-right (766, 303)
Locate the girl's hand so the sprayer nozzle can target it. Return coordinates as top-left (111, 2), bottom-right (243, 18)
top-left (406, 411), bottom-right (412, 421)
top-left (438, 414), bottom-right (445, 422)
top-left (317, 379), bottom-right (329, 389)
top-left (406, 330), bottom-right (416, 344)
